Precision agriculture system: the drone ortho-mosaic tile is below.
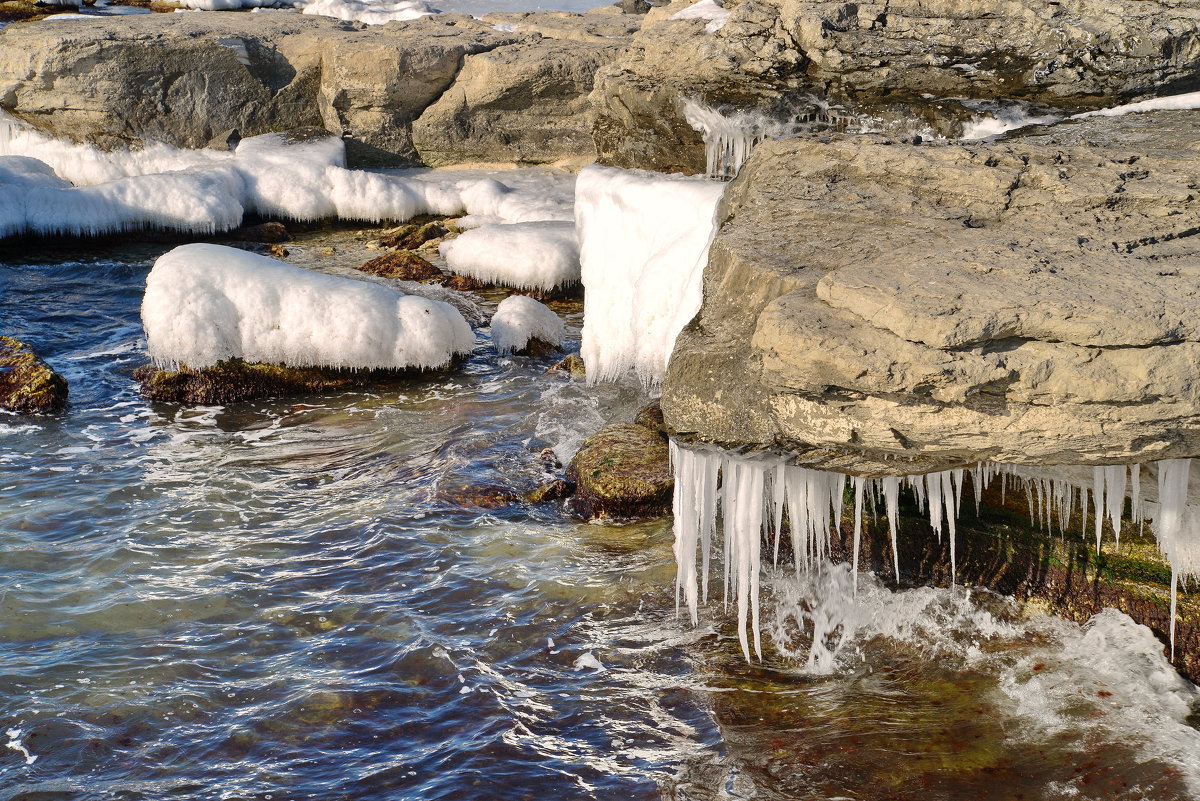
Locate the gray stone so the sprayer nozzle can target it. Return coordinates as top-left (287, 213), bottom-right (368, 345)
top-left (661, 110), bottom-right (1200, 474)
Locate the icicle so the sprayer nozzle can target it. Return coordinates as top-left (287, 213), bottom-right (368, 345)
top-left (883, 475), bottom-right (901, 582)
top-left (699, 451), bottom-right (719, 605)
top-left (926, 472), bottom-right (945, 541)
top-left (972, 463), bottom-right (984, 515)
top-left (851, 476), bottom-right (864, 596)
top-left (1154, 458), bottom-right (1192, 661)
top-left (1131, 463), bottom-right (1143, 530)
top-left (770, 462), bottom-right (786, 566)
top-left (1104, 464), bottom-right (1127, 548)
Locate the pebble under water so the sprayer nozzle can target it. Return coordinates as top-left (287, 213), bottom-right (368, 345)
top-left (3, 234), bottom-right (1200, 801)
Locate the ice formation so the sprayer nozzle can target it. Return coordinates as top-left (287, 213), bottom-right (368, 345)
top-left (143, 244), bottom-right (475, 371)
top-left (439, 221), bottom-right (580, 291)
top-left (575, 165), bottom-right (725, 388)
top-left (489, 295), bottom-right (565, 355)
top-left (1073, 90), bottom-right (1200, 119)
top-left (668, 0), bottom-right (730, 33)
top-left (181, 0), bottom-right (289, 9)
top-left (670, 441), bottom-right (1200, 663)
top-left (0, 114), bottom-right (574, 239)
top-left (296, 0), bottom-right (434, 24)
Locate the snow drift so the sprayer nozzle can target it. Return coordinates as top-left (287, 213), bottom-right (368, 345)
top-left (490, 295), bottom-right (565, 355)
top-left (575, 166), bottom-right (725, 388)
top-left (440, 221), bottom-right (580, 291)
top-left (143, 244), bottom-right (475, 371)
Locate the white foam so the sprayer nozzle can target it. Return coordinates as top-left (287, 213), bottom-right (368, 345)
top-left (575, 165), bottom-right (725, 388)
top-left (440, 221), bottom-right (580, 291)
top-left (142, 244), bottom-right (475, 371)
top-left (490, 295), bottom-right (565, 355)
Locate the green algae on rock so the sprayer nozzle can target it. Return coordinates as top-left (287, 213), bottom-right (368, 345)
top-left (566, 422), bottom-right (672, 520)
top-left (133, 359), bottom-right (426, 405)
top-left (0, 335), bottom-right (68, 414)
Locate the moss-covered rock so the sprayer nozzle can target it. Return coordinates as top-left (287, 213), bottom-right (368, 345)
top-left (440, 274), bottom-right (486, 292)
top-left (230, 221), bottom-right (290, 244)
top-left (357, 250), bottom-right (443, 281)
top-left (548, 354), bottom-right (585, 381)
top-left (633, 400), bottom-right (664, 434)
top-left (379, 219), bottom-right (453, 251)
top-left (0, 336), bottom-right (68, 414)
top-left (525, 478), bottom-right (573, 505)
top-left (0, 1), bottom-right (50, 21)
top-left (133, 359), bottom-right (421, 405)
top-left (566, 422), bottom-right (672, 520)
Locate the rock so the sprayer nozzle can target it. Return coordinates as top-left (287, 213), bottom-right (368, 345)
top-left (134, 359), bottom-right (417, 405)
top-left (633, 400), bottom-right (665, 434)
top-left (662, 110), bottom-right (1200, 474)
top-left (439, 274), bottom-right (487, 292)
top-left (525, 478), bottom-right (573, 504)
top-left (591, 0), bottom-right (1200, 173)
top-left (230, 221), bottom-right (290, 244)
top-left (0, 335), bottom-right (67, 414)
top-left (548, 354), bottom-right (586, 381)
top-left (413, 34), bottom-right (629, 167)
top-left (0, 11), bottom-right (633, 167)
top-left (357, 250), bottom-right (443, 281)
top-left (379, 219), bottom-right (451, 250)
top-left (0, 1), bottom-right (49, 22)
top-left (566, 422), bottom-right (673, 519)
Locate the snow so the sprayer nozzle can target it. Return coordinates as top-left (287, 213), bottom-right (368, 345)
top-left (575, 165), bottom-right (725, 388)
top-left (440, 221), bottom-right (579, 291)
top-left (0, 113), bottom-right (576, 239)
top-left (1072, 91), bottom-right (1200, 119)
top-left (142, 244), bottom-right (475, 371)
top-left (490, 295), bottom-right (565, 355)
top-left (671, 443), bottom-right (1200, 665)
top-left (296, 0), bottom-right (435, 23)
top-left (668, 0), bottom-right (730, 33)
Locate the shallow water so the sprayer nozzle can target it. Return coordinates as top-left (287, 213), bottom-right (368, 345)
top-left (3, 235), bottom-right (1200, 800)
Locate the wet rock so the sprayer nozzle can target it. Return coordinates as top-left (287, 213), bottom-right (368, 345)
top-left (0, 335), bottom-right (67, 414)
top-left (525, 478), bottom-right (573, 504)
top-left (0, 1), bottom-right (48, 22)
top-left (230, 221), bottom-right (290, 244)
top-left (379, 220), bottom-right (451, 250)
top-left (566, 422), bottom-right (672, 519)
top-left (133, 359), bottom-right (417, 405)
top-left (633, 400), bottom-right (665, 434)
top-left (548, 354), bottom-right (585, 381)
top-left (537, 447), bottom-right (562, 469)
top-left (435, 482), bottom-right (518, 510)
top-left (663, 111), bottom-right (1200, 474)
top-left (439, 274), bottom-right (487, 292)
top-left (357, 250), bottom-right (443, 281)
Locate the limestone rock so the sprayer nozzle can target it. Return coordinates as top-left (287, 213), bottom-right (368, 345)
top-left (134, 359), bottom-right (417, 405)
top-left (591, 0), bottom-right (1200, 173)
top-left (0, 335), bottom-right (67, 414)
top-left (566, 422), bottom-right (672, 519)
top-left (662, 110), bottom-right (1200, 474)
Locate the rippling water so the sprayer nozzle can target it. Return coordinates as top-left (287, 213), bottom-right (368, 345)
top-left (4, 236), bottom-right (1200, 800)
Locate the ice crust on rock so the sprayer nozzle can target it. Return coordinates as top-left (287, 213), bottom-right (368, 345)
top-left (490, 295), bottom-right (565, 355)
top-left (143, 244), bottom-right (475, 371)
top-left (670, 441), bottom-right (1200, 663)
top-left (575, 165), bottom-right (725, 388)
top-left (296, 0), bottom-right (433, 23)
top-left (440, 221), bottom-right (580, 291)
top-left (668, 0), bottom-right (730, 33)
top-left (0, 114), bottom-right (575, 239)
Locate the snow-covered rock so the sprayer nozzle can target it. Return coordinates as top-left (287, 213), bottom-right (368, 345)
top-left (296, 0), bottom-right (433, 25)
top-left (440, 221), bottom-right (579, 291)
top-left (142, 244), bottom-right (475, 371)
top-left (490, 295), bottom-right (565, 355)
top-left (575, 165), bottom-right (724, 388)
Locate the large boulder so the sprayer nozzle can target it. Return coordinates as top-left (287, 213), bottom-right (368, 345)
top-left (0, 10), bottom-right (636, 167)
top-left (662, 110), bottom-right (1200, 474)
top-left (592, 0), bottom-right (1200, 173)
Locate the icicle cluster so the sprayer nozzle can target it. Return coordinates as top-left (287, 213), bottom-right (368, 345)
top-left (670, 441), bottom-right (1200, 662)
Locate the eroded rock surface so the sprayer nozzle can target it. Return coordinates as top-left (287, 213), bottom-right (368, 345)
top-left (0, 10), bottom-right (637, 166)
top-left (662, 110), bottom-right (1200, 474)
top-left (592, 0), bottom-right (1200, 172)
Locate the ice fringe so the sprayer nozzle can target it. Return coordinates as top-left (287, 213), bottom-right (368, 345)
top-left (489, 295), bottom-right (565, 355)
top-left (142, 244), bottom-right (475, 371)
top-left (0, 114), bottom-right (571, 239)
top-left (575, 165), bottom-right (725, 389)
top-left (670, 441), bottom-right (1200, 663)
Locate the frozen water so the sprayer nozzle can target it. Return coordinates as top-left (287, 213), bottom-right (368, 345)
top-left (490, 295), bottom-right (565, 355)
top-left (296, 0), bottom-right (434, 22)
top-left (440, 221), bottom-right (580, 291)
top-left (575, 165), bottom-right (725, 388)
top-left (143, 244), bottom-right (475, 371)
top-left (668, 0), bottom-right (730, 33)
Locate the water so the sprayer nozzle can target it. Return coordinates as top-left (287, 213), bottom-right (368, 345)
top-left (3, 232), bottom-right (1200, 799)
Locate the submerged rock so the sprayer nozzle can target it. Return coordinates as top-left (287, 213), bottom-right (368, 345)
top-left (133, 359), bottom-right (420, 405)
top-left (566, 422), bottom-right (672, 519)
top-left (663, 110), bottom-right (1200, 474)
top-left (378, 220), bottom-right (452, 251)
top-left (525, 478), bottom-right (573, 505)
top-left (357, 250), bottom-right (443, 281)
top-left (0, 335), bottom-right (67, 414)
top-left (548, 354), bottom-right (586, 381)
